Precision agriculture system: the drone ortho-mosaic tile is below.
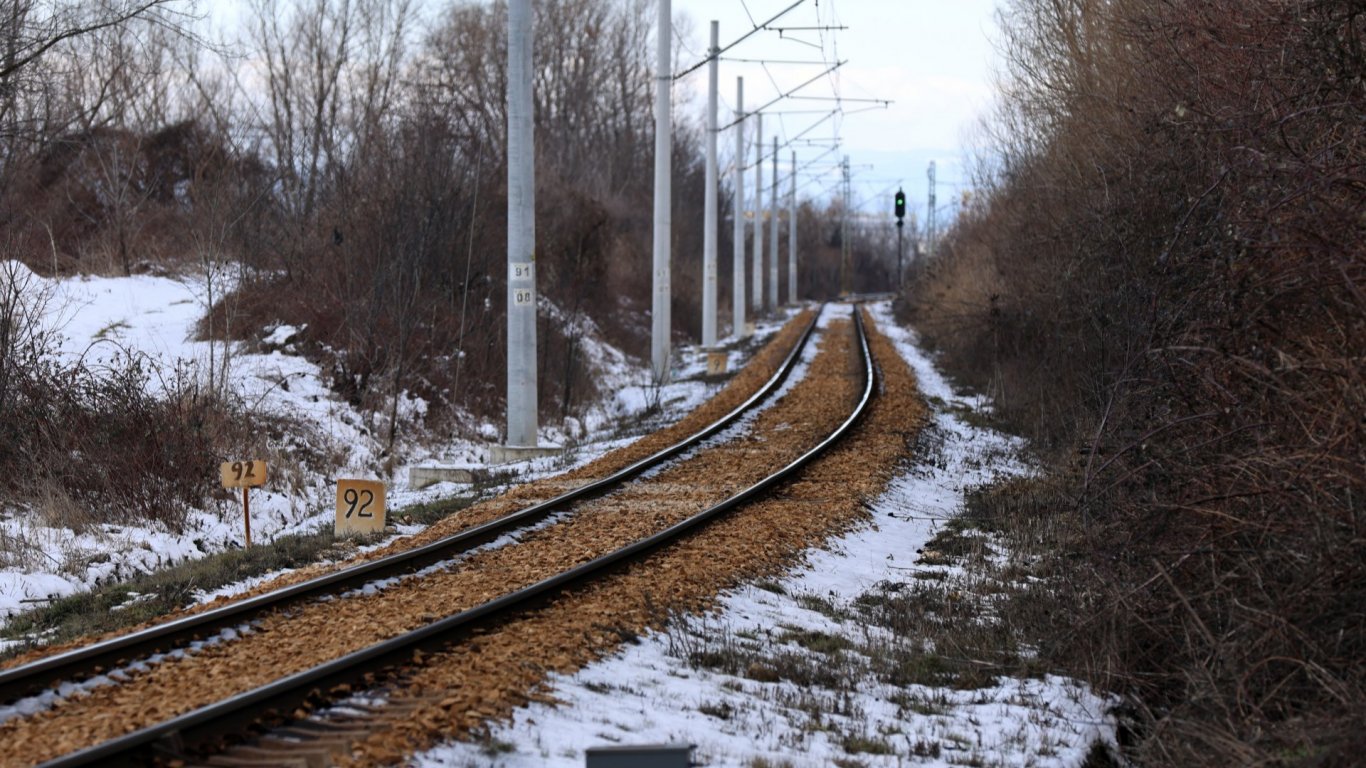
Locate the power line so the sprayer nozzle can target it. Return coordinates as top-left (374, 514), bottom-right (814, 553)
top-left (675, 0), bottom-right (806, 80)
top-left (719, 61), bottom-right (846, 130)
top-left (721, 56), bottom-right (827, 65)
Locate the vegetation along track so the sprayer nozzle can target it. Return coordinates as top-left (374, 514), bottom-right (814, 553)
top-left (0, 311), bottom-right (823, 705)
top-left (5, 307), bottom-right (912, 767)
top-left (0, 308), bottom-right (818, 691)
top-left (0, 305), bottom-right (889, 766)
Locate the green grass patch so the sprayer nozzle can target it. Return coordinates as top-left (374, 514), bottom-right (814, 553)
top-left (0, 493), bottom-right (477, 659)
top-left (923, 518), bottom-right (988, 560)
top-left (1, 531), bottom-right (352, 657)
top-left (889, 688), bottom-right (952, 716)
top-left (754, 579), bottom-right (787, 595)
top-left (778, 628), bottom-right (854, 655)
top-left (794, 592), bottom-right (849, 621)
top-left (479, 737), bottom-right (516, 756)
top-left (91, 320), bottom-right (131, 340)
top-left (698, 700), bottom-right (735, 720)
top-left (399, 492), bottom-right (483, 526)
top-left (946, 401), bottom-right (998, 431)
top-left (841, 733), bottom-right (896, 755)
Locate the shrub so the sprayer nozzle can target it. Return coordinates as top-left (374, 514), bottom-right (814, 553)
top-left (904, 0), bottom-right (1365, 763)
top-left (0, 263), bottom-right (242, 530)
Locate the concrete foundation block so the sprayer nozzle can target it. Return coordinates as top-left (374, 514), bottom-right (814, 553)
top-left (489, 443), bottom-right (563, 465)
top-left (407, 466), bottom-right (478, 489)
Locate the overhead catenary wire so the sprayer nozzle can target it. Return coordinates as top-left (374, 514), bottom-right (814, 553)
top-left (739, 110), bottom-right (838, 172)
top-left (675, 0), bottom-right (806, 80)
top-left (784, 95), bottom-right (889, 104)
top-left (719, 61), bottom-right (846, 131)
top-left (721, 56), bottom-right (828, 65)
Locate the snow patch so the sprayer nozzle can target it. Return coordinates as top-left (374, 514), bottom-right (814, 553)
top-left (413, 300), bottom-right (1115, 768)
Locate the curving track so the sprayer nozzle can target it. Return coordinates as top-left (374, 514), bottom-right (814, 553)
top-left (2, 305), bottom-right (879, 768)
top-left (0, 311), bottom-right (821, 708)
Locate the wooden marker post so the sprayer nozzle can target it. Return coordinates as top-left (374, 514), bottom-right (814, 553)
top-left (335, 479), bottom-right (386, 537)
top-left (220, 460), bottom-right (268, 547)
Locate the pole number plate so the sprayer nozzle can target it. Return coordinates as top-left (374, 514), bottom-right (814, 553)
top-left (220, 460), bottom-right (267, 489)
top-left (335, 479), bottom-right (387, 536)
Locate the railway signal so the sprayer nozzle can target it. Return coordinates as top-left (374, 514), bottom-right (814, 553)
top-left (895, 187), bottom-right (906, 288)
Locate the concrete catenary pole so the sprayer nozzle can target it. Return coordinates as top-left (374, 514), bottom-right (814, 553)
top-left (732, 78), bottom-right (747, 338)
top-left (840, 155), bottom-right (852, 295)
top-left (927, 160), bottom-right (937, 260)
top-left (788, 150), bottom-right (797, 304)
top-left (701, 20), bottom-right (719, 348)
top-left (768, 134), bottom-right (779, 310)
top-left (651, 0), bottom-right (672, 382)
top-left (751, 112), bottom-right (763, 314)
top-left (506, 0), bottom-right (536, 448)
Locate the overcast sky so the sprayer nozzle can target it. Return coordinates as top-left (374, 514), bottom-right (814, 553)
top-left (671, 0), bottom-right (1003, 222)
top-left (206, 0), bottom-right (1003, 223)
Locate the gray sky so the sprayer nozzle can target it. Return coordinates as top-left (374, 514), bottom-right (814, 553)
top-left (672, 0), bottom-right (1003, 223)
top-left (206, 0), bottom-right (1004, 223)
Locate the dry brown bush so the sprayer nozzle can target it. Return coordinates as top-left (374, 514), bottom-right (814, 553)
top-left (904, 0), bottom-right (1365, 763)
top-left (0, 262), bottom-right (247, 529)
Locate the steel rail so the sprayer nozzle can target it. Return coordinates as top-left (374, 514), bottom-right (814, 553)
top-left (0, 310), bottom-right (822, 706)
top-left (38, 308), bottom-right (876, 768)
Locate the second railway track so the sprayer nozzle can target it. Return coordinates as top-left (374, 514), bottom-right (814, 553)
top-left (1, 304), bottom-right (879, 767)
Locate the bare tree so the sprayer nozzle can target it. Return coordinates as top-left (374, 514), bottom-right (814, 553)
top-left (0, 1), bottom-right (191, 157)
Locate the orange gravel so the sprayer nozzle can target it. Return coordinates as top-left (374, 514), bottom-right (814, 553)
top-left (342, 307), bottom-right (929, 766)
top-left (0, 311), bottom-right (813, 675)
top-left (0, 311), bottom-right (871, 767)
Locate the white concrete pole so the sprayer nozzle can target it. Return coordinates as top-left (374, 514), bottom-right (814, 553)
top-left (927, 160), bottom-right (937, 260)
top-left (840, 154), bottom-right (851, 295)
top-left (789, 150), bottom-right (797, 304)
top-left (506, 0), bottom-right (537, 448)
top-left (651, 0), bottom-right (672, 382)
top-left (701, 20), bottom-right (719, 348)
top-left (768, 134), bottom-right (779, 310)
top-left (751, 112), bottom-right (763, 313)
top-left (731, 78), bottom-right (747, 339)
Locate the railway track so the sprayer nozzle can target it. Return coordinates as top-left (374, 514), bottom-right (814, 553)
top-left (4, 305), bottom-right (878, 767)
top-left (0, 311), bottom-right (819, 707)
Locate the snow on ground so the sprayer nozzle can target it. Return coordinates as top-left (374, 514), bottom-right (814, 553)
top-left (0, 261), bottom-right (796, 626)
top-left (414, 300), bottom-right (1116, 768)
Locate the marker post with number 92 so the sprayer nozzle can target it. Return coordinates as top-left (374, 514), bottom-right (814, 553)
top-left (220, 460), bottom-right (268, 547)
top-left (335, 479), bottom-right (386, 536)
